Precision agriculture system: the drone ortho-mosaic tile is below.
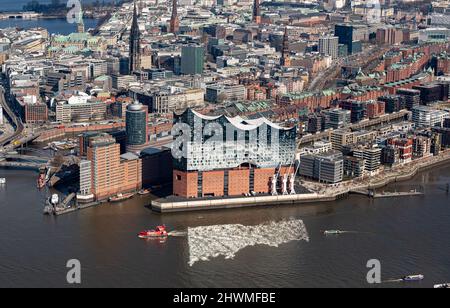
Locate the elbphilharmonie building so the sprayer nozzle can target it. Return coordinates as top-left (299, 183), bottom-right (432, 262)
top-left (172, 109), bottom-right (297, 198)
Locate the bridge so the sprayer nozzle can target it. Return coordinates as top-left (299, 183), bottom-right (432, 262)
top-left (0, 160), bottom-right (45, 170)
top-left (15, 147), bottom-right (52, 157)
top-left (2, 154), bottom-right (49, 164)
top-left (0, 152), bottom-right (49, 170)
top-left (0, 12), bottom-right (42, 20)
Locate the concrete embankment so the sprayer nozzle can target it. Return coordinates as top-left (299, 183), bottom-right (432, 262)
top-left (365, 152), bottom-right (450, 190)
top-left (152, 150), bottom-right (450, 213)
top-left (372, 191), bottom-right (424, 199)
top-left (152, 192), bottom-right (348, 213)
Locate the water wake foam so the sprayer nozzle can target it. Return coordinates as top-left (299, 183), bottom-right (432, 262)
top-left (168, 231), bottom-right (187, 237)
top-left (188, 219), bottom-right (309, 266)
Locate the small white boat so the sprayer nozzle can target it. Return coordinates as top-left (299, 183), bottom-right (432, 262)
top-left (402, 275), bottom-right (424, 282)
top-left (0, 178), bottom-right (6, 185)
top-left (50, 194), bottom-right (59, 205)
top-left (434, 283), bottom-right (450, 289)
top-left (324, 230), bottom-right (343, 235)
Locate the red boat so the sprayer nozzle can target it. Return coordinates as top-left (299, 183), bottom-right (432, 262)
top-left (138, 225), bottom-right (168, 239)
top-left (37, 172), bottom-right (46, 189)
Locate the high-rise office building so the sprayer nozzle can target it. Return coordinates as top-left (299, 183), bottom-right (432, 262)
top-left (181, 45), bottom-right (204, 75)
top-left (86, 134), bottom-right (142, 201)
top-left (126, 101), bottom-right (149, 153)
top-left (319, 36), bottom-right (339, 59)
top-left (335, 24), bottom-right (363, 55)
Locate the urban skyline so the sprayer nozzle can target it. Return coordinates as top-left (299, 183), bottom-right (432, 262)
top-left (0, 0), bottom-right (449, 290)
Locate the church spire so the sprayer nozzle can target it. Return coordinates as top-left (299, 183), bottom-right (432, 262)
top-left (77, 3), bottom-right (85, 33)
top-left (170, 0), bottom-right (180, 34)
top-left (252, 0), bottom-right (261, 24)
top-left (129, 0), bottom-right (141, 73)
top-left (281, 27), bottom-right (291, 67)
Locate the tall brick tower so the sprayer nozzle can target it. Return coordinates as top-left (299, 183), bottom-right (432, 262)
top-left (252, 0), bottom-right (261, 24)
top-left (281, 27), bottom-right (291, 67)
top-left (170, 0), bottom-right (180, 34)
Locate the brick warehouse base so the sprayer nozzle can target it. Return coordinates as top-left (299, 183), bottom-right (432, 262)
top-left (173, 166), bottom-right (295, 198)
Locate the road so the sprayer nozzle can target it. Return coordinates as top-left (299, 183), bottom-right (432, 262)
top-left (0, 84), bottom-right (24, 148)
top-left (0, 80), bottom-right (42, 153)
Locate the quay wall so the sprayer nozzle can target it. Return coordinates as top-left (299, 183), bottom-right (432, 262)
top-left (152, 150), bottom-right (450, 213)
top-left (366, 153), bottom-right (450, 190)
top-left (152, 192), bottom-right (347, 213)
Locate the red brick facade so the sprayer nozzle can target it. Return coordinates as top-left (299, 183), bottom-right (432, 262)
top-left (25, 104), bottom-right (48, 124)
top-left (202, 170), bottom-right (225, 197)
top-left (228, 169), bottom-right (250, 197)
top-left (253, 168), bottom-right (274, 194)
top-left (173, 167), bottom-right (295, 198)
top-left (173, 170), bottom-right (198, 198)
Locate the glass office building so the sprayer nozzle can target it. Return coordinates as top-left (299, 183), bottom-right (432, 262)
top-left (126, 101), bottom-right (149, 152)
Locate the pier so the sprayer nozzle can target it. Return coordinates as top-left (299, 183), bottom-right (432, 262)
top-left (350, 189), bottom-right (424, 198)
top-left (46, 195), bottom-right (103, 216)
top-left (372, 191), bottom-right (424, 199)
top-left (152, 193), bottom-right (342, 213)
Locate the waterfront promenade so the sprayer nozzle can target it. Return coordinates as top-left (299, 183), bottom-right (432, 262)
top-left (303, 149), bottom-right (450, 197)
top-left (152, 149), bottom-right (450, 213)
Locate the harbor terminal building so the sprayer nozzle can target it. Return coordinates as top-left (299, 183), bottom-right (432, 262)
top-left (172, 109), bottom-right (297, 198)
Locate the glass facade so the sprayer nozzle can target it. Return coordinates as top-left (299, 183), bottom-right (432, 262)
top-left (126, 103), bottom-right (147, 146)
top-left (181, 46), bottom-right (204, 75)
top-left (173, 109), bottom-right (297, 172)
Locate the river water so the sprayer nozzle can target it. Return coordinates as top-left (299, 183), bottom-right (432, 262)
top-left (0, 18), bottom-right (99, 35)
top-left (1, 0), bottom-right (114, 12)
top-left (0, 164), bottom-right (449, 288)
top-left (0, 0), bottom-right (106, 35)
